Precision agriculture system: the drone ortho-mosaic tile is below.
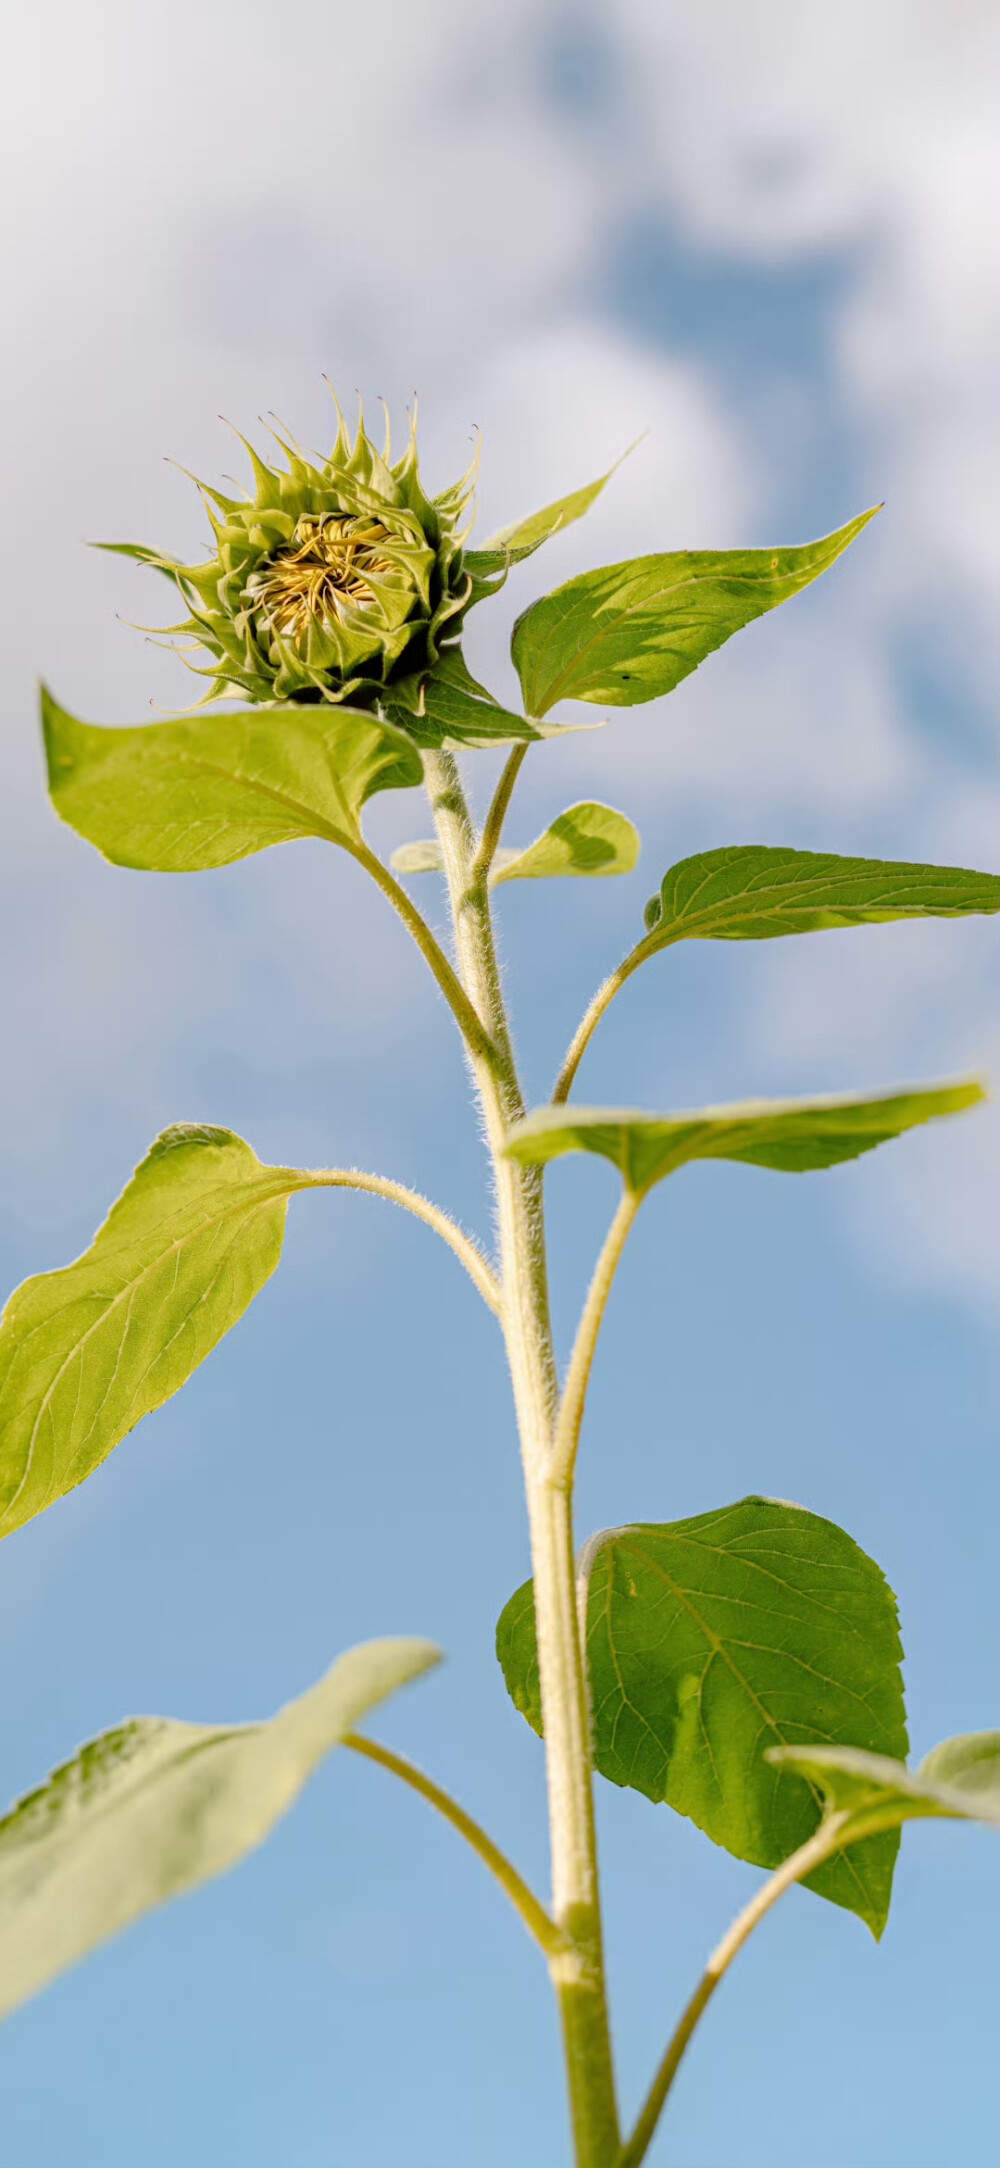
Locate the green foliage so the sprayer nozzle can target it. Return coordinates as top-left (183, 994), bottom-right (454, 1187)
top-left (0, 1125), bottom-right (314, 1539)
top-left (42, 689), bottom-right (422, 870)
top-left (0, 1638), bottom-right (439, 2021)
top-left (767, 1731), bottom-right (1000, 1841)
top-left (393, 803), bottom-right (640, 885)
top-left (510, 508), bottom-right (877, 716)
top-left (496, 1498), bottom-right (906, 1934)
top-left (504, 1079), bottom-right (984, 1197)
top-left (463, 451), bottom-right (630, 599)
top-left (383, 649), bottom-right (542, 748)
top-left (641, 844), bottom-right (1000, 943)
top-left (492, 803), bottom-right (639, 885)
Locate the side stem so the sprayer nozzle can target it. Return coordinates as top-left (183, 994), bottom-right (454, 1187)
top-left (551, 1189), bottom-right (640, 1489)
top-left (423, 747), bottom-right (621, 2167)
top-left (619, 1815), bottom-right (850, 2168)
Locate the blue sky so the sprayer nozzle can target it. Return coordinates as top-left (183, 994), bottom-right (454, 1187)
top-left (0, 4), bottom-right (997, 2163)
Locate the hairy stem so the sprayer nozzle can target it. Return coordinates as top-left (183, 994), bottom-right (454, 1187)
top-left (472, 742), bottom-right (530, 883)
top-left (552, 1189), bottom-right (640, 1490)
top-left (551, 951), bottom-right (646, 1103)
top-left (303, 1168), bottom-right (500, 1313)
top-left (423, 747), bottom-right (620, 2167)
top-left (345, 1732), bottom-right (566, 1958)
top-left (347, 834), bottom-right (500, 1069)
top-left (619, 1815), bottom-right (850, 2168)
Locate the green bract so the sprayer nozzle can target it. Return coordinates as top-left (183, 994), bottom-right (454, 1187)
top-left (105, 404), bottom-right (475, 714)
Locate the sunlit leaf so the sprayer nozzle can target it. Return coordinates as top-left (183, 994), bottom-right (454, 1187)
top-left (641, 844), bottom-right (1000, 944)
top-left (491, 803), bottom-right (639, 886)
top-left (463, 449), bottom-right (633, 598)
top-left (384, 650), bottom-right (539, 749)
top-left (504, 1080), bottom-right (984, 1198)
top-left (0, 1637), bottom-right (439, 2021)
top-left (42, 688), bottom-right (422, 870)
top-left (497, 1498), bottom-right (906, 1932)
top-left (511, 508), bottom-right (878, 717)
top-left (0, 1125), bottom-right (317, 1539)
top-left (391, 840), bottom-right (445, 875)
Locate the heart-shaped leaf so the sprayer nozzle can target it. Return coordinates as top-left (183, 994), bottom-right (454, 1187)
top-left (0, 1125), bottom-right (321, 1540)
top-left (496, 1498), bottom-right (907, 1933)
top-left (0, 1636), bottom-right (440, 2021)
top-left (503, 1080), bottom-right (984, 1198)
top-left (42, 688), bottom-right (422, 871)
top-left (511, 508), bottom-right (877, 717)
top-left (767, 1732), bottom-right (1000, 1841)
top-left (491, 803), bottom-right (639, 886)
top-left (641, 845), bottom-right (1000, 944)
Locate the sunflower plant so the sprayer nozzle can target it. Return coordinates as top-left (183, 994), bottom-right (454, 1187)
top-left (1, 397), bottom-right (997, 2166)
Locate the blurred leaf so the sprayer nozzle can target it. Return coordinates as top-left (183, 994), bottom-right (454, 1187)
top-left (384, 650), bottom-right (539, 749)
top-left (42, 687), bottom-right (422, 871)
top-left (767, 1731), bottom-right (1000, 1839)
top-left (641, 844), bottom-right (1000, 943)
top-left (0, 1125), bottom-right (314, 1539)
top-left (0, 1637), bottom-right (440, 2021)
top-left (510, 507), bottom-right (878, 717)
top-left (497, 1498), bottom-right (906, 1932)
top-left (492, 803), bottom-right (639, 886)
top-left (391, 840), bottom-right (445, 875)
top-left (504, 1080), bottom-right (984, 1197)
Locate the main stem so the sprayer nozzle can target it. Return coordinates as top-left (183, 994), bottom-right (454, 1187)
top-left (423, 749), bottom-right (620, 2168)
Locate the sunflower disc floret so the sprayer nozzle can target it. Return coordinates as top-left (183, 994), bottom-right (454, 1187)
top-left (142, 403), bottom-right (475, 711)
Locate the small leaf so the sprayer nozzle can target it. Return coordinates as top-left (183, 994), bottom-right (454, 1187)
top-left (510, 507), bottom-right (878, 717)
top-left (503, 1080), bottom-right (984, 1198)
top-left (767, 1732), bottom-right (1000, 1838)
top-left (41, 688), bottom-right (422, 871)
top-left (491, 803), bottom-right (640, 887)
top-left (384, 651), bottom-right (539, 749)
top-left (391, 840), bottom-right (445, 875)
top-left (0, 1125), bottom-right (317, 1540)
top-left (464, 449), bottom-right (633, 592)
top-left (496, 1498), bottom-right (906, 1932)
top-left (641, 845), bottom-right (1000, 946)
top-left (0, 1636), bottom-right (440, 2021)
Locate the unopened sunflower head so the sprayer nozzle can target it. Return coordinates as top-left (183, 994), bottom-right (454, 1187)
top-left (124, 401), bottom-right (475, 711)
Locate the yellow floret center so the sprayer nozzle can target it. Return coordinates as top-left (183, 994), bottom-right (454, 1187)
top-left (247, 514), bottom-right (399, 641)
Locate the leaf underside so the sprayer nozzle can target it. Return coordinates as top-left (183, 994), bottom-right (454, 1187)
top-left (503, 1080), bottom-right (984, 1197)
top-left (767, 1731), bottom-right (1000, 1838)
top-left (0, 1125), bottom-right (306, 1540)
top-left (492, 802), bottom-right (640, 885)
top-left (41, 688), bottom-right (422, 871)
top-left (496, 1498), bottom-right (907, 1932)
top-left (0, 1637), bottom-right (440, 2021)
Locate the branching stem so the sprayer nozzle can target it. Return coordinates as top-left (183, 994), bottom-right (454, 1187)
top-left (344, 1732), bottom-right (567, 1959)
top-left (552, 1189), bottom-right (640, 1489)
top-left (472, 742), bottom-right (530, 883)
top-left (303, 1168), bottom-right (500, 1314)
top-left (618, 1814), bottom-right (850, 2168)
top-left (551, 948), bottom-right (647, 1103)
top-left (347, 835), bottom-right (500, 1070)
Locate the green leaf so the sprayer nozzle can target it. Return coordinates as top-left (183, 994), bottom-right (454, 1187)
top-left (384, 651), bottom-right (540, 750)
top-left (391, 840), bottom-right (445, 876)
top-left (0, 1125), bottom-right (319, 1540)
top-left (766, 1731), bottom-right (1000, 1841)
top-left (463, 449), bottom-right (633, 591)
top-left (491, 803), bottom-right (640, 887)
top-left (510, 507), bottom-right (878, 717)
top-left (496, 1498), bottom-right (907, 1933)
top-left (503, 1079), bottom-right (984, 1198)
top-left (41, 687), bottom-right (422, 871)
top-left (641, 844), bottom-right (1000, 944)
top-left (0, 1636), bottom-right (439, 2021)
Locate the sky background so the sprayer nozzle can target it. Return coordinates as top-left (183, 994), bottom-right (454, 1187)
top-left (0, 4), bottom-right (997, 2164)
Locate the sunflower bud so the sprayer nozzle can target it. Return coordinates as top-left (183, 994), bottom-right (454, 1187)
top-left (130, 402), bottom-right (475, 713)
